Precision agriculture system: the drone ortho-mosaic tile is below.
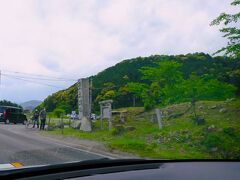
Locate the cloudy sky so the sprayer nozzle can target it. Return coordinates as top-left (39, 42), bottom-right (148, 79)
top-left (0, 0), bottom-right (237, 103)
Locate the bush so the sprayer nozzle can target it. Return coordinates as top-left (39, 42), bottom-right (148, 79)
top-left (223, 127), bottom-right (235, 137)
top-left (53, 108), bottom-right (65, 118)
top-left (203, 133), bottom-right (222, 149)
top-left (203, 131), bottom-right (240, 158)
top-left (111, 125), bottom-right (125, 136)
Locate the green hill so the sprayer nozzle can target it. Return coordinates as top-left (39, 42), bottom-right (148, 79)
top-left (38, 53), bottom-right (240, 113)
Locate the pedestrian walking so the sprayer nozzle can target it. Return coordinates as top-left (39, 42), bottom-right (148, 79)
top-left (39, 108), bottom-right (46, 130)
top-left (32, 109), bottom-right (39, 128)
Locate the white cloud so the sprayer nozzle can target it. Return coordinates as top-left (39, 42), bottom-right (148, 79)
top-left (0, 0), bottom-right (237, 102)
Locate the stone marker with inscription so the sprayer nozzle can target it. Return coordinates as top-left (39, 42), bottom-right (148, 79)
top-left (99, 100), bottom-right (113, 130)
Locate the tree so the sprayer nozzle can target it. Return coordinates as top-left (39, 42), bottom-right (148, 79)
top-left (127, 82), bottom-right (156, 109)
top-left (128, 61), bottom-right (183, 109)
top-left (95, 82), bottom-right (117, 102)
top-left (0, 100), bottom-right (22, 109)
top-left (37, 53), bottom-right (239, 112)
top-left (128, 59), bottom-right (237, 111)
top-left (182, 74), bottom-right (237, 119)
top-left (210, 0), bottom-right (240, 58)
top-left (42, 96), bottom-right (56, 112)
top-left (140, 61), bottom-right (183, 86)
top-left (115, 85), bottom-right (136, 107)
top-left (53, 108), bottom-right (65, 118)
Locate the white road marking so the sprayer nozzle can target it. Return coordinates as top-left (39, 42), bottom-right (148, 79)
top-left (0, 164), bottom-right (14, 170)
top-left (0, 125), bottom-right (119, 159)
top-left (37, 135), bottom-right (118, 159)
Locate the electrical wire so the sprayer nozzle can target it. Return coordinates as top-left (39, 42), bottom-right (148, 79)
top-left (1, 73), bottom-right (76, 82)
top-left (1, 69), bottom-right (122, 91)
top-left (2, 70), bottom-right (77, 81)
top-left (2, 74), bottom-right (63, 88)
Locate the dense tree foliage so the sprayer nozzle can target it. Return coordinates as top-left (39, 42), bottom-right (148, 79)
top-left (128, 61), bottom-right (236, 109)
top-left (0, 100), bottom-right (22, 109)
top-left (38, 84), bottom-right (78, 113)
top-left (182, 74), bottom-right (236, 102)
top-left (53, 108), bottom-right (65, 118)
top-left (38, 53), bottom-right (240, 113)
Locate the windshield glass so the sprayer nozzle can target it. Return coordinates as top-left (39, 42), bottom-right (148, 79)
top-left (0, 0), bottom-right (239, 170)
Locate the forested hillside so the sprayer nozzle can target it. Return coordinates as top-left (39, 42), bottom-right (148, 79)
top-left (39, 53), bottom-right (240, 114)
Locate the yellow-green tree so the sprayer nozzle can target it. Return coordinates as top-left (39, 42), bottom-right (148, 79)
top-left (211, 0), bottom-right (240, 58)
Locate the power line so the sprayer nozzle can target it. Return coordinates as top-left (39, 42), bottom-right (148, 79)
top-left (0, 69), bottom-right (124, 92)
top-left (1, 73), bottom-right (76, 82)
top-left (2, 74), bottom-right (63, 88)
top-left (1, 70), bottom-right (77, 81)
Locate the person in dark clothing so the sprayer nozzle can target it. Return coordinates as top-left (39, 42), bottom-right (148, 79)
top-left (32, 109), bottom-right (39, 128)
top-left (39, 108), bottom-right (46, 130)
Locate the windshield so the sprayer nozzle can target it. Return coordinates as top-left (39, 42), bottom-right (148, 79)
top-left (0, 0), bottom-right (239, 170)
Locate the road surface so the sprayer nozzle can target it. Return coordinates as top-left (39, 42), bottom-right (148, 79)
top-left (0, 124), bottom-right (105, 167)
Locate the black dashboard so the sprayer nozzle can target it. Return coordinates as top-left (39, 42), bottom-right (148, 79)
top-left (1, 159), bottom-right (239, 180)
top-left (70, 162), bottom-right (240, 180)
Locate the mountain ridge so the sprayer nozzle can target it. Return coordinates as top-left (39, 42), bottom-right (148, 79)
top-left (21, 100), bottom-right (42, 110)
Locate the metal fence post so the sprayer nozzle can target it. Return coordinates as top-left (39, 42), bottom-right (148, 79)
top-left (61, 116), bottom-right (63, 135)
top-left (48, 116), bottom-right (51, 127)
top-left (100, 106), bottom-right (103, 130)
top-left (69, 117), bottom-right (71, 128)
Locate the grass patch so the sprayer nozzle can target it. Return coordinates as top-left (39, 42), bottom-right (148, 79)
top-left (48, 99), bottom-right (240, 159)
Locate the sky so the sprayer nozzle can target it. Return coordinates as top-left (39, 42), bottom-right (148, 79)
top-left (0, 0), bottom-right (238, 103)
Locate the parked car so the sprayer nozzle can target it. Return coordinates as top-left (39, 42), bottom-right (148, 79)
top-left (90, 113), bottom-right (96, 120)
top-left (0, 106), bottom-right (27, 124)
top-left (70, 111), bottom-right (79, 120)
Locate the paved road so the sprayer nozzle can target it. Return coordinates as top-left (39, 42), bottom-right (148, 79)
top-left (0, 124), bottom-right (104, 167)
